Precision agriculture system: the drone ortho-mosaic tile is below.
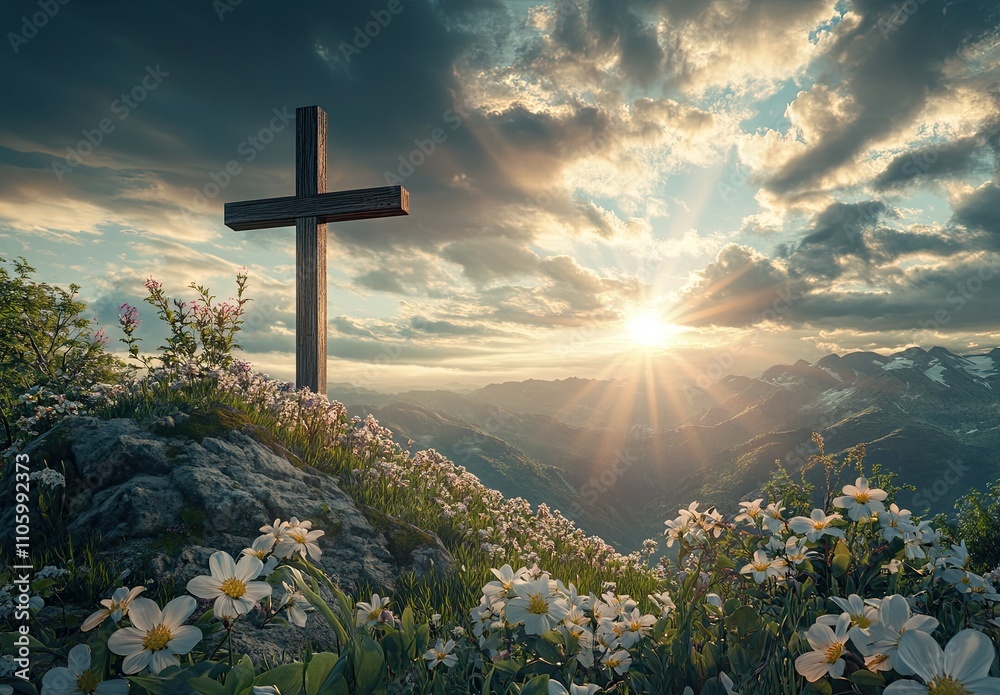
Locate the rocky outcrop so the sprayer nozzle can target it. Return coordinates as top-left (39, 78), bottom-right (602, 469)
top-left (3, 408), bottom-right (453, 661)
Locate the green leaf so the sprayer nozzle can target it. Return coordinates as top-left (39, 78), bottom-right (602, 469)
top-left (803, 679), bottom-right (833, 695)
top-left (715, 553), bottom-right (736, 570)
top-left (481, 666), bottom-right (495, 695)
top-left (831, 553), bottom-right (852, 578)
top-left (351, 635), bottom-right (385, 694)
top-left (253, 663), bottom-right (305, 695)
top-left (227, 655), bottom-right (255, 695)
top-left (402, 605), bottom-right (415, 639)
top-left (533, 636), bottom-right (562, 664)
top-left (520, 675), bottom-right (550, 695)
top-left (492, 659), bottom-right (522, 676)
top-left (188, 676), bottom-right (228, 695)
top-left (127, 673), bottom-right (168, 695)
top-left (305, 652), bottom-right (340, 695)
top-left (849, 670), bottom-right (885, 687)
top-left (725, 605), bottom-right (762, 637)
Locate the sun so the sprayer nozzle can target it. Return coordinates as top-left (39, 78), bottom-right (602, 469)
top-left (624, 310), bottom-right (685, 348)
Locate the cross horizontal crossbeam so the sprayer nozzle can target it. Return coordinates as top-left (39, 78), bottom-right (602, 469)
top-left (224, 185), bottom-right (408, 231)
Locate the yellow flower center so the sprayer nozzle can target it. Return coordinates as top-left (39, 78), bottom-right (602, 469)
top-left (852, 614), bottom-right (871, 629)
top-left (928, 677), bottom-right (971, 695)
top-left (812, 520), bottom-right (827, 530)
top-left (868, 653), bottom-right (889, 668)
top-left (753, 561), bottom-right (770, 571)
top-left (289, 530), bottom-right (307, 543)
top-left (606, 656), bottom-right (621, 667)
top-left (853, 492), bottom-right (871, 503)
top-left (76, 669), bottom-right (101, 693)
top-left (220, 577), bottom-right (247, 599)
top-left (527, 593), bottom-right (550, 615)
top-left (142, 624), bottom-right (173, 652)
top-left (825, 642), bottom-right (844, 664)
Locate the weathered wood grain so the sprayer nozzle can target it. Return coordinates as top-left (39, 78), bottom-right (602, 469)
top-left (223, 186), bottom-right (408, 231)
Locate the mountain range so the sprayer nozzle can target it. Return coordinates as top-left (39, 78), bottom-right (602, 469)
top-left (330, 346), bottom-right (1000, 551)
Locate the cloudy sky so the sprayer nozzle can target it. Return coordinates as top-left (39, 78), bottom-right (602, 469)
top-left (2, 0), bottom-right (999, 392)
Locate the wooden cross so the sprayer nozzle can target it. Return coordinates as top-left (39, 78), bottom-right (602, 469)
top-left (225, 105), bottom-right (409, 394)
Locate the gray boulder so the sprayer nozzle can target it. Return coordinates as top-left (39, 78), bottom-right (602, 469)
top-left (4, 407), bottom-right (453, 662)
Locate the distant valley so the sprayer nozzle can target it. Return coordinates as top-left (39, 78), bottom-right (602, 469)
top-left (331, 347), bottom-right (1000, 551)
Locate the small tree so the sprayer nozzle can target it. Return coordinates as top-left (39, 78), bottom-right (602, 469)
top-left (0, 257), bottom-right (126, 448)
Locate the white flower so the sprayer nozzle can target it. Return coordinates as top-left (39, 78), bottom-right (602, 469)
top-left (273, 524), bottom-right (324, 561)
top-left (242, 534), bottom-right (276, 562)
top-left (616, 607), bottom-right (656, 648)
top-left (423, 639), bottom-right (457, 668)
top-left (482, 564), bottom-right (527, 602)
top-left (789, 509), bottom-right (845, 542)
top-left (735, 498), bottom-right (765, 526)
top-left (186, 551), bottom-right (272, 619)
top-left (740, 549), bottom-right (788, 583)
top-left (861, 594), bottom-right (938, 675)
top-left (817, 594), bottom-right (879, 644)
top-left (81, 585), bottom-right (146, 632)
top-left (884, 629), bottom-right (1000, 694)
top-left (106, 596), bottom-right (202, 674)
top-left (30, 468), bottom-right (65, 492)
top-left (277, 582), bottom-right (313, 627)
top-left (355, 593), bottom-right (391, 628)
top-left (600, 649), bottom-right (632, 675)
top-left (833, 477), bottom-right (887, 521)
top-left (783, 536), bottom-right (816, 566)
top-left (664, 514), bottom-right (704, 547)
top-left (41, 644), bottom-right (128, 695)
top-left (879, 503), bottom-right (915, 542)
top-left (762, 501), bottom-right (786, 532)
top-left (795, 614), bottom-right (852, 682)
top-left (505, 578), bottom-right (569, 635)
top-left (648, 591), bottom-right (676, 618)
top-left (720, 672), bottom-right (740, 695)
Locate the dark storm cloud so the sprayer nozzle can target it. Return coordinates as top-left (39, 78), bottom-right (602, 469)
top-left (872, 137), bottom-right (983, 190)
top-left (676, 200), bottom-right (982, 329)
top-left (673, 244), bottom-right (800, 327)
top-left (765, 0), bottom-right (1000, 194)
top-left (778, 201), bottom-right (887, 279)
top-left (954, 182), bottom-right (1000, 240)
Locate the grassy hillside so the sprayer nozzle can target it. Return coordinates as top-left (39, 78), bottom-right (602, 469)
top-left (1, 266), bottom-right (997, 695)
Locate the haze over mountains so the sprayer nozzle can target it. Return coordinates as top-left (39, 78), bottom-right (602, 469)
top-left (331, 347), bottom-right (1000, 551)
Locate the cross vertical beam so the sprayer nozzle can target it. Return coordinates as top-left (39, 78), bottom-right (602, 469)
top-left (224, 105), bottom-right (409, 395)
top-left (295, 106), bottom-right (327, 394)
